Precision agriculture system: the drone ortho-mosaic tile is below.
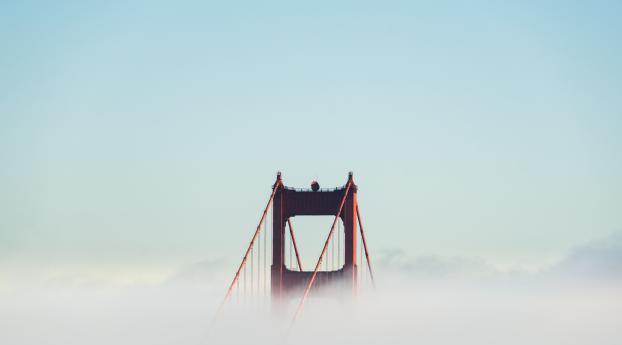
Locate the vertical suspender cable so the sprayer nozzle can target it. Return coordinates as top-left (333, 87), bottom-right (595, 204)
top-left (332, 228), bottom-right (335, 271)
top-left (281, 194), bottom-right (284, 291)
top-left (251, 245), bottom-right (254, 298)
top-left (360, 232), bottom-right (363, 285)
top-left (337, 219), bottom-right (340, 288)
top-left (264, 206), bottom-right (267, 298)
top-left (281, 197), bottom-right (285, 295)
top-left (258, 223), bottom-right (261, 296)
top-left (269, 205), bottom-right (272, 297)
top-left (215, 180), bottom-right (281, 319)
top-left (330, 227), bottom-right (335, 278)
top-left (289, 226), bottom-right (292, 270)
top-left (338, 220), bottom-right (341, 268)
top-left (258, 227), bottom-right (261, 296)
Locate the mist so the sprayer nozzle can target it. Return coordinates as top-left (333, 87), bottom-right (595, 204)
top-left (2, 233), bottom-right (621, 345)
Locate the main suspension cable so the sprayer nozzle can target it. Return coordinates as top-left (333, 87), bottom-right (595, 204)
top-left (291, 179), bottom-right (353, 324)
top-left (287, 219), bottom-right (303, 271)
top-left (215, 179), bottom-right (281, 319)
top-left (357, 205), bottom-right (375, 287)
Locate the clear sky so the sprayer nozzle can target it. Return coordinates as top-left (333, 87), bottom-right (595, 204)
top-left (1, 1), bottom-right (621, 275)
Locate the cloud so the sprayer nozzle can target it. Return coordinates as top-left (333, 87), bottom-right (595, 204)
top-left (3, 236), bottom-right (622, 345)
top-left (547, 231), bottom-right (622, 280)
top-left (164, 258), bottom-right (227, 285)
top-left (376, 248), bottom-right (498, 279)
top-left (377, 231), bottom-right (622, 282)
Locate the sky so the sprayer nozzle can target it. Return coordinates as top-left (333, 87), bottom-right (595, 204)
top-left (2, 2), bottom-right (622, 344)
top-left (1, 0), bottom-right (622, 280)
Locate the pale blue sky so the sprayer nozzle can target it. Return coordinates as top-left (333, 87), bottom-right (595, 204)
top-left (1, 1), bottom-right (621, 271)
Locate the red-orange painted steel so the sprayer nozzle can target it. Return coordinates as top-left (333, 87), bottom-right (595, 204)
top-left (215, 177), bottom-right (282, 317)
top-left (217, 172), bottom-right (369, 323)
top-left (291, 179), bottom-right (353, 322)
top-left (288, 219), bottom-right (304, 271)
top-left (271, 173), bottom-right (358, 301)
top-left (357, 205), bottom-right (375, 286)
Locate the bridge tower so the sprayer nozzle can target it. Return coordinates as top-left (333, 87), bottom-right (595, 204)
top-left (217, 172), bottom-right (374, 321)
top-left (271, 172), bottom-right (358, 300)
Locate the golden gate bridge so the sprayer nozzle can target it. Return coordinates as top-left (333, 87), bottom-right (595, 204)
top-left (215, 172), bottom-right (374, 322)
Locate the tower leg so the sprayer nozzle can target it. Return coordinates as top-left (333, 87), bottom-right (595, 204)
top-left (342, 187), bottom-right (358, 294)
top-left (271, 188), bottom-right (285, 304)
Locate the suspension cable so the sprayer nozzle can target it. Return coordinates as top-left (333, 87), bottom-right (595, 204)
top-left (251, 243), bottom-right (254, 298)
top-left (359, 229), bottom-right (362, 284)
top-left (331, 225), bottom-right (335, 271)
top-left (258, 221), bottom-right (261, 296)
top-left (338, 219), bottom-right (341, 268)
top-left (287, 219), bottom-right (303, 271)
top-left (357, 205), bottom-right (375, 287)
top-left (291, 180), bottom-right (353, 324)
top-left (215, 179), bottom-right (281, 318)
top-left (264, 204), bottom-right (267, 297)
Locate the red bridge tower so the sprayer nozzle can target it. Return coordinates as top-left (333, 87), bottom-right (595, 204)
top-left (217, 172), bottom-right (374, 321)
top-left (271, 172), bottom-right (359, 299)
